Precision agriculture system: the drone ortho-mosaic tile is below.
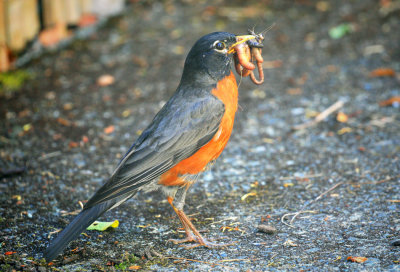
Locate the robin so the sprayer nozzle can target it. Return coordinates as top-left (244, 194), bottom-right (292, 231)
top-left (44, 31), bottom-right (260, 261)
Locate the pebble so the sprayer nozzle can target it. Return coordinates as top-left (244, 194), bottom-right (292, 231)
top-left (257, 224), bottom-right (277, 234)
top-left (391, 240), bottom-right (400, 246)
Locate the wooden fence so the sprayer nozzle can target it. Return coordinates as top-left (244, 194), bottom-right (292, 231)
top-left (0, 0), bottom-right (125, 72)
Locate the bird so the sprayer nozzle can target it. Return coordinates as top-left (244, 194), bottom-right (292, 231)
top-left (43, 31), bottom-right (258, 262)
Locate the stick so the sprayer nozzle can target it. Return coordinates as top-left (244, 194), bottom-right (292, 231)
top-left (293, 100), bottom-right (345, 130)
top-left (166, 256), bottom-right (234, 269)
top-left (281, 182), bottom-right (344, 227)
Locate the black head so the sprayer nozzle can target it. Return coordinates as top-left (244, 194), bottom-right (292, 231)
top-left (179, 32), bottom-right (237, 87)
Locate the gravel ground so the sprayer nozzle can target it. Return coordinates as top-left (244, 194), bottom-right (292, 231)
top-left (1, 0), bottom-right (399, 271)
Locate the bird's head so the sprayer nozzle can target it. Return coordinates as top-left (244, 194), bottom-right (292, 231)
top-left (180, 32), bottom-right (256, 87)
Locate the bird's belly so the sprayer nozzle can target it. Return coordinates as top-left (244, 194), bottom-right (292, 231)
top-left (159, 72), bottom-right (238, 187)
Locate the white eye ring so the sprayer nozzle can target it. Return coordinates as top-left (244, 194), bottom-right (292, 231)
top-left (213, 40), bottom-right (227, 53)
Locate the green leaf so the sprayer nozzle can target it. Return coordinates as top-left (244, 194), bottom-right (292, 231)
top-left (87, 220), bottom-right (119, 231)
top-left (329, 23), bottom-right (352, 39)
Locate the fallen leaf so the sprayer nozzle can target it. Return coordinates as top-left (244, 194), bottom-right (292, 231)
top-left (87, 220), bottom-right (119, 231)
top-left (283, 183), bottom-right (294, 187)
top-left (39, 23), bottom-right (69, 47)
top-left (82, 135), bottom-right (89, 143)
top-left (63, 103), bottom-right (73, 110)
top-left (128, 265), bottom-right (142, 270)
top-left (358, 146), bottom-right (366, 152)
top-left (122, 109), bottom-right (131, 117)
top-left (347, 256), bottom-right (368, 263)
top-left (104, 125), bottom-right (115, 134)
top-left (316, 1), bottom-right (330, 12)
top-left (79, 14), bottom-right (97, 27)
top-left (329, 23), bottom-right (353, 39)
top-left (137, 224), bottom-right (151, 228)
top-left (336, 112), bottom-right (349, 123)
top-left (284, 239), bottom-right (298, 247)
top-left (23, 123), bottom-right (32, 132)
top-left (12, 195), bottom-right (21, 201)
top-left (369, 68), bottom-right (395, 77)
top-left (97, 74), bottom-right (115, 86)
top-left (57, 117), bottom-right (72, 126)
top-left (337, 127), bottom-right (352, 135)
top-left (241, 192), bottom-right (257, 201)
top-left (132, 55), bottom-right (149, 68)
top-left (68, 141), bottom-right (79, 148)
top-left (379, 96), bottom-right (400, 107)
top-left (286, 88), bottom-right (302, 95)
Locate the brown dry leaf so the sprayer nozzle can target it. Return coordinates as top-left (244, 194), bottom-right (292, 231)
top-left (286, 88), bottom-right (302, 95)
top-left (336, 112), bottom-right (349, 123)
top-left (82, 135), bottom-right (89, 143)
top-left (358, 146), bottom-right (366, 152)
top-left (104, 125), bottom-right (115, 134)
top-left (57, 117), bottom-right (72, 127)
top-left (369, 68), bottom-right (395, 77)
top-left (79, 14), bottom-right (97, 27)
top-left (283, 183), bottom-right (294, 187)
top-left (284, 239), bottom-right (298, 247)
top-left (69, 141), bottom-right (79, 148)
top-left (39, 23), bottom-right (69, 47)
top-left (347, 256), bottom-right (368, 263)
top-left (97, 74), bottom-right (115, 86)
top-left (337, 127), bottom-right (352, 135)
top-left (128, 265), bottom-right (142, 270)
top-left (379, 96), bottom-right (400, 107)
top-left (132, 55), bottom-right (149, 68)
top-left (316, 1), bottom-right (330, 12)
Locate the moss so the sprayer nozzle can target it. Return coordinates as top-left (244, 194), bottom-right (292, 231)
top-left (115, 253), bottom-right (140, 270)
top-left (0, 70), bottom-right (32, 93)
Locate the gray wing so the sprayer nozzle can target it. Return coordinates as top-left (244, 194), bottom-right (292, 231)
top-left (84, 93), bottom-right (225, 208)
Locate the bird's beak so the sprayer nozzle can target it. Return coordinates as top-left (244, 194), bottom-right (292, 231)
top-left (228, 35), bottom-right (256, 54)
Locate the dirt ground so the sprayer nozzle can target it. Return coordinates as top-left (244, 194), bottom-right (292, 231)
top-left (1, 0), bottom-right (399, 271)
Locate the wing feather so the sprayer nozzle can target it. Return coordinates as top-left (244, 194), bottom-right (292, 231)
top-left (84, 92), bottom-right (225, 208)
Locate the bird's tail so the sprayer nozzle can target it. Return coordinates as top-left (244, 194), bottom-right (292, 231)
top-left (43, 201), bottom-right (113, 262)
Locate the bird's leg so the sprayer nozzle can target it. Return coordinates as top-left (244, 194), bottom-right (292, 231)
top-left (167, 188), bottom-right (197, 244)
top-left (167, 187), bottom-right (232, 248)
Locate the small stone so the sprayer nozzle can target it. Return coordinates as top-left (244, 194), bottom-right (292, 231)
top-left (391, 240), bottom-right (400, 246)
top-left (257, 224), bottom-right (277, 234)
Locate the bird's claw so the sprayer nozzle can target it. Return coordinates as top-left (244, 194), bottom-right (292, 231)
top-left (169, 234), bottom-right (235, 249)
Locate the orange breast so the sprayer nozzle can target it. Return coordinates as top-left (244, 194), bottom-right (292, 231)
top-left (159, 71), bottom-right (238, 186)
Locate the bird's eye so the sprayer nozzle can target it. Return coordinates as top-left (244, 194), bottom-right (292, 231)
top-left (213, 41), bottom-right (226, 51)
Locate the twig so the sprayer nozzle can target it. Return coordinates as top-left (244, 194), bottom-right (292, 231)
top-left (291, 182), bottom-right (343, 224)
top-left (38, 151), bottom-right (62, 161)
top-left (279, 173), bottom-right (323, 180)
top-left (48, 229), bottom-right (61, 239)
top-left (281, 182), bottom-right (344, 227)
top-left (0, 167), bottom-right (26, 178)
top-left (219, 258), bottom-right (251, 263)
top-left (166, 256), bottom-right (234, 269)
top-left (281, 210), bottom-right (317, 228)
top-left (293, 100), bottom-right (345, 130)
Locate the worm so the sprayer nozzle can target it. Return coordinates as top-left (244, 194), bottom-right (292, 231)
top-left (233, 36), bottom-right (265, 84)
top-left (234, 54), bottom-right (252, 77)
top-left (234, 42), bottom-right (255, 71)
top-left (249, 47), bottom-right (264, 85)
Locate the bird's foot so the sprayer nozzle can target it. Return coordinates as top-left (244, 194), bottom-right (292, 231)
top-left (170, 233), bottom-right (235, 249)
top-left (168, 232), bottom-right (197, 245)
